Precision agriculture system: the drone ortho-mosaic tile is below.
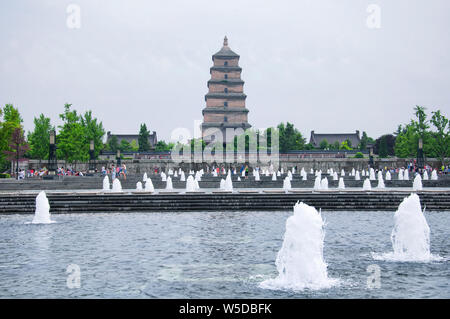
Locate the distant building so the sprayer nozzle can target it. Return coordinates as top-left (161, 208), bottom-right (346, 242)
top-left (309, 130), bottom-right (361, 148)
top-left (106, 131), bottom-right (157, 150)
top-left (201, 36), bottom-right (251, 143)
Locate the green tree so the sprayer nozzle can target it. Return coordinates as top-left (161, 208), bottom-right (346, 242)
top-left (130, 139), bottom-right (139, 151)
top-left (108, 135), bottom-right (119, 152)
top-left (277, 122), bottom-right (306, 152)
top-left (430, 110), bottom-right (450, 165)
top-left (27, 114), bottom-right (53, 160)
top-left (81, 110), bottom-right (105, 159)
top-left (3, 128), bottom-right (29, 178)
top-left (319, 139), bottom-right (329, 150)
top-left (57, 104), bottom-right (87, 164)
top-left (119, 140), bottom-right (132, 152)
top-left (138, 123), bottom-right (151, 151)
top-left (339, 140), bottom-right (352, 150)
top-left (378, 136), bottom-right (388, 158)
top-left (0, 104), bottom-right (24, 172)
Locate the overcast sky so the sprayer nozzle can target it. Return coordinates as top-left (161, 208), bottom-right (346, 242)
top-left (1, 0), bottom-right (449, 143)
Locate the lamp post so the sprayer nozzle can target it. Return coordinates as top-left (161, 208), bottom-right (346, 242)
top-left (89, 140), bottom-right (95, 174)
top-left (116, 149), bottom-right (121, 167)
top-left (48, 130), bottom-right (57, 175)
top-left (417, 138), bottom-right (424, 170)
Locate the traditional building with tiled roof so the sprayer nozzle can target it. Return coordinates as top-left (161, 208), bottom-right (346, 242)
top-left (309, 130), bottom-right (361, 148)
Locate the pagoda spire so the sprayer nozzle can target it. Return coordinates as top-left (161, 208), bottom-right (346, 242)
top-left (223, 36), bottom-right (228, 47)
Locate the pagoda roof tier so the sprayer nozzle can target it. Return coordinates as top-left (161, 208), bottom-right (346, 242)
top-left (201, 122), bottom-right (252, 129)
top-left (208, 79), bottom-right (244, 85)
top-left (212, 36), bottom-right (240, 59)
top-left (210, 66), bottom-right (242, 72)
top-left (202, 107), bottom-right (249, 115)
top-left (205, 93), bottom-right (247, 100)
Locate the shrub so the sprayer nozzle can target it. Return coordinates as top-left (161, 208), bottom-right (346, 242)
top-left (354, 152), bottom-right (364, 158)
top-left (0, 173), bottom-right (11, 178)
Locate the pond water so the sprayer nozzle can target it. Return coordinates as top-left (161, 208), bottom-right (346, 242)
top-left (0, 210), bottom-right (448, 298)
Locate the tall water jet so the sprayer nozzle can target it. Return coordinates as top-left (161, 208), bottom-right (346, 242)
top-left (166, 176), bottom-right (173, 190)
top-left (363, 178), bottom-right (372, 191)
top-left (351, 168), bottom-right (355, 176)
top-left (283, 176), bottom-right (292, 191)
top-left (413, 174), bottom-right (423, 191)
top-left (112, 178), bottom-right (122, 192)
top-left (224, 174), bottom-right (233, 191)
top-left (373, 193), bottom-right (441, 262)
top-left (332, 172), bottom-right (338, 181)
top-left (102, 175), bottom-right (110, 191)
top-left (288, 170), bottom-right (293, 181)
top-left (260, 201), bottom-right (337, 291)
top-left (355, 171), bottom-right (360, 180)
top-left (277, 171), bottom-right (281, 177)
top-left (313, 176), bottom-right (322, 191)
top-left (301, 170), bottom-right (307, 181)
top-left (272, 172), bottom-right (277, 181)
top-left (338, 177), bottom-right (345, 190)
top-left (431, 170), bottom-right (438, 180)
top-left (143, 172), bottom-right (148, 182)
top-left (220, 179), bottom-right (226, 190)
top-left (136, 182), bottom-right (143, 191)
top-left (361, 170), bottom-right (365, 177)
top-left (31, 191), bottom-right (54, 224)
top-left (340, 169), bottom-right (345, 177)
top-left (320, 177), bottom-right (328, 190)
top-left (386, 171), bottom-right (391, 180)
top-left (255, 170), bottom-right (260, 181)
top-left (161, 172), bottom-right (167, 182)
top-left (398, 169), bottom-right (404, 180)
top-left (377, 174), bottom-right (385, 189)
top-left (423, 170), bottom-right (429, 180)
top-left (186, 175), bottom-right (196, 192)
top-left (145, 178), bottom-right (154, 192)
top-left (369, 168), bottom-right (376, 180)
top-left (180, 171), bottom-right (186, 181)
top-left (404, 169), bottom-right (409, 180)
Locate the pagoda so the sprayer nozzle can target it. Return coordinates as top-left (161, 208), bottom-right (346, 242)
top-left (201, 36), bottom-right (251, 143)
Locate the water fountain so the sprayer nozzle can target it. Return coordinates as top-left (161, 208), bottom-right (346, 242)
top-left (255, 170), bottom-right (260, 181)
top-left (288, 170), bottom-right (293, 181)
top-left (112, 178), bottom-right (122, 192)
top-left (186, 175), bottom-right (196, 192)
top-left (180, 171), bottom-right (186, 181)
top-left (301, 170), bottom-right (307, 181)
top-left (423, 170), bottom-right (429, 180)
top-left (220, 179), bottom-right (226, 190)
top-left (341, 169), bottom-right (345, 177)
top-left (377, 173), bottom-right (385, 189)
top-left (361, 170), bottom-right (365, 177)
top-left (272, 172), bottom-right (277, 181)
top-left (143, 172), bottom-right (148, 182)
top-left (283, 176), bottom-right (291, 191)
top-left (351, 168), bottom-right (355, 176)
top-left (161, 172), bottom-right (167, 182)
top-left (145, 178), bottom-right (154, 192)
top-left (369, 168), bottom-right (376, 180)
top-left (363, 178), bottom-right (372, 191)
top-left (174, 171), bottom-right (178, 178)
top-left (320, 177), bottom-right (328, 190)
top-left (313, 176), bottom-right (322, 191)
top-left (413, 174), bottom-right (423, 191)
top-left (31, 191), bottom-right (54, 224)
top-left (355, 171), bottom-right (360, 180)
top-left (404, 169), bottom-right (409, 180)
top-left (260, 201), bottom-right (337, 291)
top-left (398, 169), bottom-right (404, 180)
top-left (332, 172), bottom-right (338, 181)
top-left (338, 177), bottom-right (345, 190)
top-left (166, 176), bottom-right (173, 190)
top-left (386, 171), bottom-right (391, 180)
top-left (102, 176), bottom-right (110, 191)
top-left (373, 193), bottom-right (441, 262)
top-left (136, 182), bottom-right (143, 191)
top-left (224, 174), bottom-right (233, 191)
top-left (431, 170), bottom-right (438, 180)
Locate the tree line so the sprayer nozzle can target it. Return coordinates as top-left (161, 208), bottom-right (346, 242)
top-left (1, 104), bottom-right (448, 173)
